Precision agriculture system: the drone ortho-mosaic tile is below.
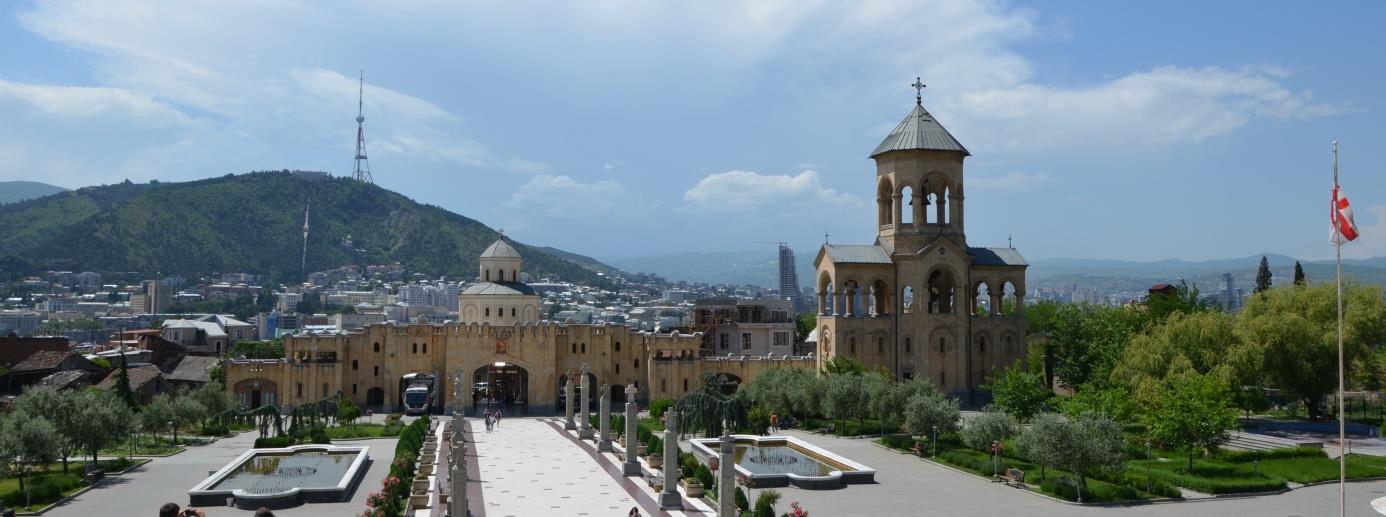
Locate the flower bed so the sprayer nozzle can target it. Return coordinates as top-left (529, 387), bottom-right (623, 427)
top-left (363, 415), bottom-right (430, 517)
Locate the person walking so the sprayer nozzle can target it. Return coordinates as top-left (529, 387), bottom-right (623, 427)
top-left (770, 413), bottom-right (779, 434)
top-left (494, 409), bottom-right (502, 429)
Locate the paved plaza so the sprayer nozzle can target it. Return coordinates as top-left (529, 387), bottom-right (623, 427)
top-left (31, 416), bottom-right (1386, 516)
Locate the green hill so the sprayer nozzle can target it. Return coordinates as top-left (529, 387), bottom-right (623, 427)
top-left (0, 171), bottom-right (612, 284)
top-left (0, 181), bottom-right (68, 205)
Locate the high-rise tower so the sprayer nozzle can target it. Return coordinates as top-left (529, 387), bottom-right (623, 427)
top-left (352, 71), bottom-right (373, 183)
top-left (778, 243), bottom-right (803, 313)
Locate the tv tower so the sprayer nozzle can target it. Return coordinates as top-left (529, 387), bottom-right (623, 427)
top-left (352, 70), bottom-right (373, 183)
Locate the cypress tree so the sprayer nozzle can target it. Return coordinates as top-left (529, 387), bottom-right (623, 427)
top-left (1254, 256), bottom-right (1273, 293)
top-left (115, 346), bottom-right (137, 408)
top-left (1293, 261), bottom-right (1306, 286)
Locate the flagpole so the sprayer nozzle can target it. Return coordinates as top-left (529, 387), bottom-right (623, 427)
top-left (1334, 139), bottom-right (1345, 517)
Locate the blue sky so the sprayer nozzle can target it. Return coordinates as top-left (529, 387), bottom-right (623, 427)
top-left (1, 0), bottom-right (1383, 263)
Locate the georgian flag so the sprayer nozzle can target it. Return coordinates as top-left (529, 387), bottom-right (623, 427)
top-left (1332, 185), bottom-right (1359, 243)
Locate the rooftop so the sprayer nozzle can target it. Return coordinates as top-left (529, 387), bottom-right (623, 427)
top-left (870, 103), bottom-right (969, 158)
top-left (480, 238), bottom-right (522, 259)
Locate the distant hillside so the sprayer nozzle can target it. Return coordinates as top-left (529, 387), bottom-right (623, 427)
top-left (0, 172), bottom-right (612, 284)
top-left (0, 181), bottom-right (68, 204)
top-left (1029, 254), bottom-right (1386, 293)
top-left (604, 249), bottom-right (815, 287)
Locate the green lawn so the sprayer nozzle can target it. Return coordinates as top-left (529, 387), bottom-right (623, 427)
top-left (0, 468), bottom-right (87, 510)
top-left (98, 434), bottom-right (183, 456)
top-left (1255, 453), bottom-right (1386, 484)
top-left (931, 448), bottom-right (1173, 502)
top-left (1129, 456), bottom-right (1286, 494)
top-left (324, 423), bottom-right (395, 439)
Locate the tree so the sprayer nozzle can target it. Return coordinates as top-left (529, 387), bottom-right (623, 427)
top-left (1112, 311), bottom-right (1252, 408)
top-left (1145, 280), bottom-right (1214, 322)
top-left (69, 390), bottom-right (133, 463)
top-left (1293, 261), bottom-right (1306, 286)
top-left (1254, 255), bottom-right (1272, 293)
top-left (961, 407), bottom-right (1018, 452)
top-left (903, 390), bottom-right (959, 444)
top-left (173, 393), bottom-right (208, 443)
top-left (12, 387), bottom-right (77, 472)
top-left (191, 382), bottom-right (234, 432)
top-left (114, 350), bottom-right (137, 408)
top-left (794, 313), bottom-right (816, 343)
top-left (867, 372), bottom-right (908, 435)
top-left (1047, 304), bottom-right (1144, 389)
top-left (676, 373), bottom-right (750, 437)
top-left (1056, 382), bottom-right (1135, 422)
top-left (338, 398), bottom-right (361, 430)
top-left (1065, 413), bottom-right (1126, 490)
top-left (985, 364), bottom-right (1050, 421)
top-left (1016, 412), bottom-right (1067, 480)
top-left (784, 369), bottom-right (823, 426)
top-left (0, 411), bottom-right (60, 509)
top-left (822, 355), bottom-right (864, 376)
top-left (141, 393), bottom-right (176, 445)
top-left (1146, 373), bottom-right (1240, 471)
top-left (822, 373), bottom-right (869, 433)
top-left (1238, 283), bottom-right (1386, 418)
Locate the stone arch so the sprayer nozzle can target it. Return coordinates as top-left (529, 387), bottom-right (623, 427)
top-left (927, 268), bottom-right (957, 314)
top-left (1001, 332), bottom-right (1017, 354)
top-left (1000, 281), bottom-right (1019, 317)
top-left (841, 279), bottom-right (863, 317)
top-left (366, 386), bottom-right (385, 407)
top-left (974, 280), bottom-right (993, 316)
top-left (877, 176), bottom-right (893, 227)
top-left (869, 278), bottom-right (890, 316)
top-left (900, 185), bottom-right (914, 224)
top-left (817, 270), bottom-right (836, 315)
top-left (464, 305), bottom-right (477, 321)
top-left (901, 285), bottom-right (915, 313)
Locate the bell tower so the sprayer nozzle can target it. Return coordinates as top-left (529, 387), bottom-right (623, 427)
top-left (872, 78), bottom-right (969, 255)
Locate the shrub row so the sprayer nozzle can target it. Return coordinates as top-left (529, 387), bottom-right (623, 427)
top-left (1143, 467), bottom-right (1285, 494)
top-left (1, 473), bottom-right (85, 508)
top-left (1216, 447), bottom-right (1326, 463)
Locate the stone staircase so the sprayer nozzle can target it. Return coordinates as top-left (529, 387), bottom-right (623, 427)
top-left (1222, 431), bottom-right (1322, 452)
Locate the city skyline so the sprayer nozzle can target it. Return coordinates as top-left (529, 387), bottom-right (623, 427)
top-left (1, 1), bottom-right (1384, 263)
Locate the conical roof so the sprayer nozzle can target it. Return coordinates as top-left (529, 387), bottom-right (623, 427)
top-left (480, 237), bottom-right (521, 259)
top-left (869, 103), bottom-right (969, 158)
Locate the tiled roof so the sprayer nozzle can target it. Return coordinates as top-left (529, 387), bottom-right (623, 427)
top-left (461, 281), bottom-right (536, 296)
top-left (870, 103), bottom-right (970, 158)
top-left (97, 365), bottom-right (163, 391)
top-left (823, 244), bottom-right (892, 264)
top-left (969, 247), bottom-right (1028, 267)
top-left (37, 370), bottom-right (90, 391)
top-left (480, 238), bottom-right (521, 259)
top-left (166, 356), bottom-right (219, 383)
top-left (10, 350), bottom-right (71, 372)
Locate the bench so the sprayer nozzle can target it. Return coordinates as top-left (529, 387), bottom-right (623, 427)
top-left (997, 467), bottom-right (1025, 488)
top-left (909, 442), bottom-right (929, 457)
top-left (816, 423), bottom-right (836, 435)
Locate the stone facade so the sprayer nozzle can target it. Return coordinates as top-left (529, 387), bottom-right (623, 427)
top-left (813, 98), bottom-right (1027, 400)
top-left (225, 238), bottom-right (813, 414)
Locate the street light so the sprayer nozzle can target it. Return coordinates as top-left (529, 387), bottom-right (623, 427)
top-left (932, 425), bottom-right (938, 457)
top-left (1145, 440), bottom-right (1152, 493)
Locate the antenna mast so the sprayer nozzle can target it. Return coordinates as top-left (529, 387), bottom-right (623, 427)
top-left (353, 70), bottom-right (374, 183)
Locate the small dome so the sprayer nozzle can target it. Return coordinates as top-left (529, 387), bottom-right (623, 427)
top-left (480, 238), bottom-right (521, 259)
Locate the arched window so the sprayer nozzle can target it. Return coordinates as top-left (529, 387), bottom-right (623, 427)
top-left (849, 338), bottom-right (856, 354)
top-left (374, 366), bottom-right (379, 376)
top-left (422, 343), bottom-right (427, 354)
top-left (928, 269), bottom-right (955, 314)
top-left (616, 364), bottom-right (620, 374)
top-left (484, 269), bottom-right (490, 281)
top-left (902, 286), bottom-right (914, 313)
top-left (615, 342), bottom-right (621, 352)
top-left (1004, 335), bottom-right (1014, 352)
top-left (905, 337), bottom-right (912, 353)
top-left (485, 307), bottom-right (491, 317)
top-left (373, 342), bottom-right (380, 353)
top-left (877, 337), bottom-right (883, 354)
top-left (512, 270), bottom-right (517, 282)
top-left (352, 384), bottom-right (357, 394)
top-left (938, 337), bottom-right (945, 354)
top-left (979, 336), bottom-right (987, 353)
top-left (572, 343), bottom-right (577, 354)
top-left (683, 379), bottom-right (689, 391)
top-left (511, 307), bottom-right (516, 317)
top-left (901, 186), bottom-right (914, 224)
top-left (352, 359), bottom-right (358, 370)
top-left (297, 383), bottom-right (303, 397)
top-left (581, 343), bottom-right (586, 354)
top-left (412, 343), bottom-right (418, 354)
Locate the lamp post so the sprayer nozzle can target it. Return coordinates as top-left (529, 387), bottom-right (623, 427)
top-left (1145, 440), bottom-right (1152, 493)
top-left (932, 425), bottom-right (938, 457)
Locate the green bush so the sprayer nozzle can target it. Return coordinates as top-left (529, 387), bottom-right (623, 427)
top-left (679, 452), bottom-right (699, 480)
top-left (381, 418), bottom-right (405, 436)
top-left (735, 486), bottom-right (748, 511)
top-left (649, 399), bottom-right (674, 419)
top-left (310, 428), bottom-right (331, 444)
top-left (254, 435), bottom-right (295, 448)
top-left (647, 435), bottom-right (663, 456)
top-left (695, 464), bottom-right (714, 489)
top-left (1217, 447), bottom-right (1325, 463)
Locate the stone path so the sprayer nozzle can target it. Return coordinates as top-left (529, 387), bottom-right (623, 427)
top-left (471, 416), bottom-right (647, 516)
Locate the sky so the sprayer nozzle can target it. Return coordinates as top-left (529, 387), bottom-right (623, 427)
top-left (1, 0), bottom-right (1384, 263)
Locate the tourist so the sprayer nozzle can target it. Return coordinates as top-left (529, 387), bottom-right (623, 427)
top-left (769, 413), bottom-right (779, 434)
top-left (628, 507), bottom-right (641, 516)
top-left (494, 408), bottom-right (502, 428)
top-left (254, 508), bottom-right (276, 517)
top-left (158, 502), bottom-right (204, 517)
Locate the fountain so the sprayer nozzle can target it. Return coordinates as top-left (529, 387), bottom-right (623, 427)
top-left (187, 444), bottom-right (370, 510)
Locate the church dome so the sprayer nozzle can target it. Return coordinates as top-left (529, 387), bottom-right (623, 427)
top-left (480, 238), bottom-right (521, 259)
top-left (870, 103), bottom-right (969, 158)
top-left (461, 281), bottom-right (536, 296)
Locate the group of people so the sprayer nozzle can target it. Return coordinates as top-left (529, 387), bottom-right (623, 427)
top-left (484, 408), bottom-right (502, 433)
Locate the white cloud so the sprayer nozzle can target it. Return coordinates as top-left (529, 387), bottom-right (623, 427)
top-left (1344, 205), bottom-right (1386, 259)
top-left (505, 174), bottom-right (646, 217)
top-left (683, 170), bottom-right (863, 211)
top-left (967, 171), bottom-right (1050, 192)
top-left (949, 66), bottom-right (1340, 152)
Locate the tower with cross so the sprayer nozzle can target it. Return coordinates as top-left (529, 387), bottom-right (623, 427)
top-left (811, 77), bottom-right (1028, 402)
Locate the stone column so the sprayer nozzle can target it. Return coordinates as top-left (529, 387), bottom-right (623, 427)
top-left (891, 193), bottom-right (902, 226)
top-left (579, 364), bottom-right (594, 439)
top-left (718, 431), bottom-right (735, 517)
top-left (450, 451), bottom-right (468, 517)
top-left (564, 371), bottom-right (576, 430)
top-left (660, 410), bottom-right (682, 510)
top-left (623, 385), bottom-right (641, 476)
top-left (598, 385), bottom-right (612, 451)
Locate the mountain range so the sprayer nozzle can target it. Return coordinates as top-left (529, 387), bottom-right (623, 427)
top-left (0, 181), bottom-right (68, 205)
top-left (604, 249), bottom-right (1386, 292)
top-left (0, 172), bottom-right (611, 284)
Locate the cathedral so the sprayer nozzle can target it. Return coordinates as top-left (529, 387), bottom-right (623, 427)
top-left (813, 89), bottom-right (1027, 400)
top-left (223, 88), bottom-right (1026, 413)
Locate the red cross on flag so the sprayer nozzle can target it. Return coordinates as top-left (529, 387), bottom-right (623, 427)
top-left (1332, 185), bottom-right (1359, 244)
